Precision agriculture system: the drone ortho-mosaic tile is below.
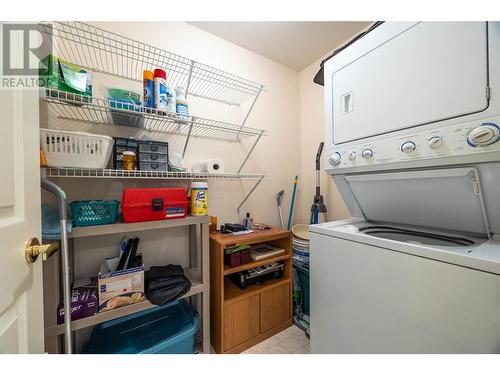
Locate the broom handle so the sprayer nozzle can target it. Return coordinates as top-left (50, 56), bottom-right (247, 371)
top-left (287, 175), bottom-right (298, 230)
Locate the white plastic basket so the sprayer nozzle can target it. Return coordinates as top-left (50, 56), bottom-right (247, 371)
top-left (40, 128), bottom-right (113, 169)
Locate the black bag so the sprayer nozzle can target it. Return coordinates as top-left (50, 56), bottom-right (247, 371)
top-left (145, 265), bottom-right (192, 306)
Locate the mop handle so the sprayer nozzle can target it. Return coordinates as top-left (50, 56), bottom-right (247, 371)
top-left (287, 175), bottom-right (298, 230)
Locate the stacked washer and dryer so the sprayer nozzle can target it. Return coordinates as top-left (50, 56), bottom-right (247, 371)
top-left (310, 22), bottom-right (500, 353)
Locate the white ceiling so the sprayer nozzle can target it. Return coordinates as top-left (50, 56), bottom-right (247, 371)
top-left (189, 21), bottom-right (372, 71)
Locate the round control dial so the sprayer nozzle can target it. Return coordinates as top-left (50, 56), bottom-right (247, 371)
top-left (428, 136), bottom-right (443, 149)
top-left (361, 149), bottom-right (373, 158)
top-left (401, 141), bottom-right (416, 153)
top-left (329, 152), bottom-right (341, 166)
top-left (467, 124), bottom-right (500, 147)
top-left (348, 151), bottom-right (357, 160)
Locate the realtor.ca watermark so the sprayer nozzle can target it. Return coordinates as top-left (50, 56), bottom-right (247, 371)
top-left (0, 22), bottom-right (52, 90)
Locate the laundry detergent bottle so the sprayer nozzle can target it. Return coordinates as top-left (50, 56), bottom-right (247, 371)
top-left (154, 68), bottom-right (168, 112)
top-left (143, 70), bottom-right (154, 109)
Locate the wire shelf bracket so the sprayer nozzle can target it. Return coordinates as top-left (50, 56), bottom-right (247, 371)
top-left (237, 85), bottom-right (264, 140)
top-left (237, 175), bottom-right (265, 215)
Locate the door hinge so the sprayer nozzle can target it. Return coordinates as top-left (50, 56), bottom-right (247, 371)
top-left (486, 86), bottom-right (491, 100)
top-left (471, 178), bottom-right (480, 194)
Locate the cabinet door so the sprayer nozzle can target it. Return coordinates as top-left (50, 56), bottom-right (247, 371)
top-left (260, 282), bottom-right (291, 333)
top-left (224, 295), bottom-right (260, 351)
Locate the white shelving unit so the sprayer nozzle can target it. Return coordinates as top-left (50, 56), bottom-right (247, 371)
top-left (44, 216), bottom-right (211, 354)
top-left (39, 21), bottom-right (267, 173)
top-left (39, 21), bottom-right (268, 354)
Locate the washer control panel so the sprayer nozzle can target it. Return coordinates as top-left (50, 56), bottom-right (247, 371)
top-left (327, 117), bottom-right (500, 169)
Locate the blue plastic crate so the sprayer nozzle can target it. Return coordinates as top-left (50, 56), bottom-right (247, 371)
top-left (83, 299), bottom-right (199, 354)
top-left (70, 200), bottom-right (119, 227)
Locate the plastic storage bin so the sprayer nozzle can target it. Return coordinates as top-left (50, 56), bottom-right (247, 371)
top-left (113, 137), bottom-right (139, 169)
top-left (40, 128), bottom-right (113, 169)
top-left (108, 88), bottom-right (144, 128)
top-left (70, 200), bottom-right (119, 227)
top-left (139, 140), bottom-right (168, 154)
top-left (294, 262), bottom-right (310, 316)
top-left (83, 299), bottom-right (199, 354)
top-left (139, 161), bottom-right (168, 171)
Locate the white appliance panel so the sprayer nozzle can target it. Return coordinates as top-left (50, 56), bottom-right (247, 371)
top-left (344, 168), bottom-right (489, 235)
top-left (331, 22), bottom-right (488, 144)
top-left (310, 232), bottom-right (500, 353)
top-left (326, 116), bottom-right (500, 173)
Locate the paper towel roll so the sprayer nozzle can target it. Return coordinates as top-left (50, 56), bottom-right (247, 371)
top-left (192, 158), bottom-right (224, 173)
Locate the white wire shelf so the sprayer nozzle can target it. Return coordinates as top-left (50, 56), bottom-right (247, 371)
top-left (39, 22), bottom-right (265, 107)
top-left (42, 167), bottom-right (266, 181)
top-left (43, 89), bottom-right (266, 142)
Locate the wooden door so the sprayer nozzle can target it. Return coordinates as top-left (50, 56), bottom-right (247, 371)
top-left (0, 25), bottom-right (44, 353)
top-left (223, 295), bottom-right (260, 351)
top-left (260, 282), bottom-right (291, 333)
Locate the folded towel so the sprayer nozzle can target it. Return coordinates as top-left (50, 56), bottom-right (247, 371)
top-left (42, 204), bottom-right (73, 241)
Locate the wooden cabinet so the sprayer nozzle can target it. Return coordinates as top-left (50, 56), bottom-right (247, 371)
top-left (260, 282), bottom-right (291, 333)
top-left (210, 227), bottom-right (293, 353)
top-left (224, 295), bottom-right (260, 351)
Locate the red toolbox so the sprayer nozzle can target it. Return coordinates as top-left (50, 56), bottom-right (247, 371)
top-left (122, 188), bottom-right (188, 223)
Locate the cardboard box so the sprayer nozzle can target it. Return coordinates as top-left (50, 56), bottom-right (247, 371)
top-left (57, 281), bottom-right (98, 324)
top-left (98, 258), bottom-right (145, 312)
top-left (40, 54), bottom-right (92, 103)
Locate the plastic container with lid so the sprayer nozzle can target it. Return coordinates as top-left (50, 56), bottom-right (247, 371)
top-left (190, 181), bottom-right (208, 216)
top-left (122, 151), bottom-right (136, 170)
top-left (82, 299), bottom-right (199, 354)
top-left (154, 68), bottom-right (168, 112)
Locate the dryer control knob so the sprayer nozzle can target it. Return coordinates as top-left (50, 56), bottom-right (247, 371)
top-left (329, 152), bottom-right (341, 166)
top-left (467, 124), bottom-right (500, 147)
top-left (401, 141), bottom-right (416, 153)
top-left (348, 151), bottom-right (357, 160)
top-left (428, 136), bottom-right (443, 149)
top-left (361, 149), bottom-right (373, 158)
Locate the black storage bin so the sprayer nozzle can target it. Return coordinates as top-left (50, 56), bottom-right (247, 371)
top-left (113, 137), bottom-right (139, 169)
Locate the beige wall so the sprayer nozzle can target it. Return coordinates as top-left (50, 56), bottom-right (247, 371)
top-left (43, 21), bottom-right (301, 228)
top-left (296, 56), bottom-right (350, 224)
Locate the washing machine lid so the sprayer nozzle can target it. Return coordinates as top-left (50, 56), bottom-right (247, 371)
top-left (344, 167), bottom-right (491, 237)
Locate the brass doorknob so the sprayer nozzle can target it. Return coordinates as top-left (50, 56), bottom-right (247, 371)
top-left (25, 237), bottom-right (59, 263)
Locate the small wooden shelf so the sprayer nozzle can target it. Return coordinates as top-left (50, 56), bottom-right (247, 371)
top-left (224, 276), bottom-right (291, 303)
top-left (223, 253), bottom-right (291, 276)
top-left (45, 268), bottom-right (205, 338)
top-left (210, 227), bottom-right (292, 353)
top-left (68, 216), bottom-right (209, 238)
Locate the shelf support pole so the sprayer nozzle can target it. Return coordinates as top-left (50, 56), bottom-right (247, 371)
top-left (182, 119), bottom-right (195, 159)
top-left (185, 60), bottom-right (195, 99)
top-left (237, 175), bottom-right (265, 214)
top-left (237, 130), bottom-right (264, 174)
top-left (236, 85), bottom-right (263, 140)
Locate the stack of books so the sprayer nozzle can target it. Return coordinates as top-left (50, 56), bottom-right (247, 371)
top-left (250, 243), bottom-right (285, 261)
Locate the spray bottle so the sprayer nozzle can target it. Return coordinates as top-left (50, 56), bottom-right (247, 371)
top-left (154, 68), bottom-right (168, 112)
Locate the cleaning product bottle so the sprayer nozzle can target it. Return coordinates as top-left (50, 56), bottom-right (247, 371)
top-left (176, 86), bottom-right (189, 120)
top-left (190, 182), bottom-right (208, 216)
top-left (154, 68), bottom-right (168, 113)
top-left (243, 212), bottom-right (253, 230)
top-left (166, 86), bottom-right (176, 115)
top-left (143, 70), bottom-right (154, 110)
